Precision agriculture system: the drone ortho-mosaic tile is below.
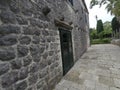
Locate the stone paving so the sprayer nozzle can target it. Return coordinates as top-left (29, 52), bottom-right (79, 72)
top-left (54, 44), bottom-right (120, 90)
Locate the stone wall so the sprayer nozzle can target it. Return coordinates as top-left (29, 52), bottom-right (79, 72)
top-left (111, 39), bottom-right (120, 46)
top-left (0, 0), bottom-right (89, 90)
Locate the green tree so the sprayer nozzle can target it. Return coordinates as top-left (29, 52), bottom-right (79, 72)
top-left (90, 0), bottom-right (120, 16)
top-left (96, 20), bottom-right (104, 34)
top-left (103, 21), bottom-right (112, 38)
top-left (111, 17), bottom-right (119, 32)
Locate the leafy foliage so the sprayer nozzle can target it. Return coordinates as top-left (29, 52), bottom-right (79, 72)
top-left (90, 0), bottom-right (120, 16)
top-left (90, 28), bottom-right (98, 39)
top-left (92, 38), bottom-right (111, 44)
top-left (90, 21), bottom-right (112, 44)
top-left (103, 21), bottom-right (112, 38)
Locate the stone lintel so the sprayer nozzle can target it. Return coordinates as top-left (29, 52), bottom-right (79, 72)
top-left (54, 19), bottom-right (73, 30)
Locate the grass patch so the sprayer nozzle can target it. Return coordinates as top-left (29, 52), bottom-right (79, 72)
top-left (91, 38), bottom-right (112, 44)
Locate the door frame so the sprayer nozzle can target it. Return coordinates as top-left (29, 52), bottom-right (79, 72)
top-left (59, 28), bottom-right (74, 75)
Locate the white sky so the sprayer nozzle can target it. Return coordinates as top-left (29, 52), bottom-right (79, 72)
top-left (85, 0), bottom-right (114, 28)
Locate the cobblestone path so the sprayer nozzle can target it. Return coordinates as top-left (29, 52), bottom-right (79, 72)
top-left (54, 44), bottom-right (120, 90)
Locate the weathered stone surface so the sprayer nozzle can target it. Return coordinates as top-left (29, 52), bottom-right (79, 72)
top-left (29, 63), bottom-right (39, 73)
top-left (11, 59), bottom-right (22, 69)
top-left (23, 26), bottom-right (40, 36)
top-left (30, 44), bottom-right (45, 56)
top-left (51, 37), bottom-right (56, 42)
top-left (111, 39), bottom-right (120, 46)
top-left (47, 37), bottom-right (51, 42)
top-left (16, 15), bottom-right (28, 25)
top-left (0, 34), bottom-right (18, 46)
top-left (42, 30), bottom-right (49, 36)
top-left (27, 87), bottom-right (33, 90)
top-left (42, 52), bottom-right (48, 59)
top-left (39, 60), bottom-right (48, 69)
top-left (47, 37), bottom-right (55, 43)
top-left (29, 18), bottom-right (44, 28)
top-left (40, 46), bottom-right (46, 54)
top-left (1, 71), bottom-right (18, 88)
top-left (37, 80), bottom-right (47, 90)
top-left (14, 80), bottom-right (27, 90)
top-left (28, 73), bottom-right (38, 85)
top-left (30, 45), bottom-right (40, 55)
top-left (39, 68), bottom-right (48, 79)
top-left (4, 86), bottom-right (14, 90)
top-left (17, 45), bottom-right (28, 57)
top-left (9, 0), bottom-right (20, 13)
top-left (32, 36), bottom-right (40, 44)
top-left (19, 67), bottom-right (28, 80)
top-left (20, 0), bottom-right (33, 16)
top-left (49, 51), bottom-right (54, 56)
top-left (0, 47), bottom-right (15, 61)
top-left (48, 58), bottom-right (54, 65)
top-left (50, 62), bottom-right (59, 71)
top-left (40, 36), bottom-right (46, 43)
top-left (0, 0), bottom-right (11, 6)
top-left (50, 43), bottom-right (59, 50)
top-left (23, 55), bottom-right (32, 66)
top-left (0, 10), bottom-right (16, 24)
top-left (32, 54), bottom-right (41, 62)
top-left (0, 0), bottom-right (90, 90)
top-left (0, 62), bottom-right (9, 75)
top-left (19, 36), bottom-right (31, 45)
top-left (0, 24), bottom-right (20, 35)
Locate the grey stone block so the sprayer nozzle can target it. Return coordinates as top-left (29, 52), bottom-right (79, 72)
top-left (42, 30), bottom-right (49, 36)
top-left (9, 0), bottom-right (20, 13)
top-left (16, 15), bottom-right (28, 25)
top-left (19, 67), bottom-right (28, 80)
top-left (14, 80), bottom-right (27, 90)
top-left (29, 18), bottom-right (44, 28)
top-left (0, 47), bottom-right (15, 61)
top-left (23, 26), bottom-right (41, 36)
top-left (37, 80), bottom-right (47, 90)
top-left (40, 36), bottom-right (46, 43)
top-left (19, 36), bottom-right (31, 45)
top-left (23, 55), bottom-right (32, 66)
top-left (28, 73), bottom-right (38, 85)
top-left (32, 54), bottom-right (41, 62)
top-left (49, 51), bottom-right (54, 56)
top-left (30, 45), bottom-right (40, 55)
top-left (30, 44), bottom-right (45, 56)
top-left (0, 62), bottom-right (9, 75)
top-left (42, 52), bottom-right (48, 59)
top-left (1, 71), bottom-right (18, 88)
top-left (17, 45), bottom-right (28, 57)
top-left (0, 10), bottom-right (17, 24)
top-left (10, 59), bottom-right (22, 69)
top-left (39, 60), bottom-right (48, 69)
top-left (50, 43), bottom-right (59, 50)
top-left (39, 68), bottom-right (48, 79)
top-left (0, 24), bottom-right (20, 35)
top-left (32, 36), bottom-right (40, 44)
top-left (0, 34), bottom-right (18, 46)
top-left (29, 62), bottom-right (39, 73)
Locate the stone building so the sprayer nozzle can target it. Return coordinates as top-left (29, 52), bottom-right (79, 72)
top-left (0, 0), bottom-right (89, 90)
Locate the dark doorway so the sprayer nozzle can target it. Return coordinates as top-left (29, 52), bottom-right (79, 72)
top-left (59, 28), bottom-right (74, 75)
